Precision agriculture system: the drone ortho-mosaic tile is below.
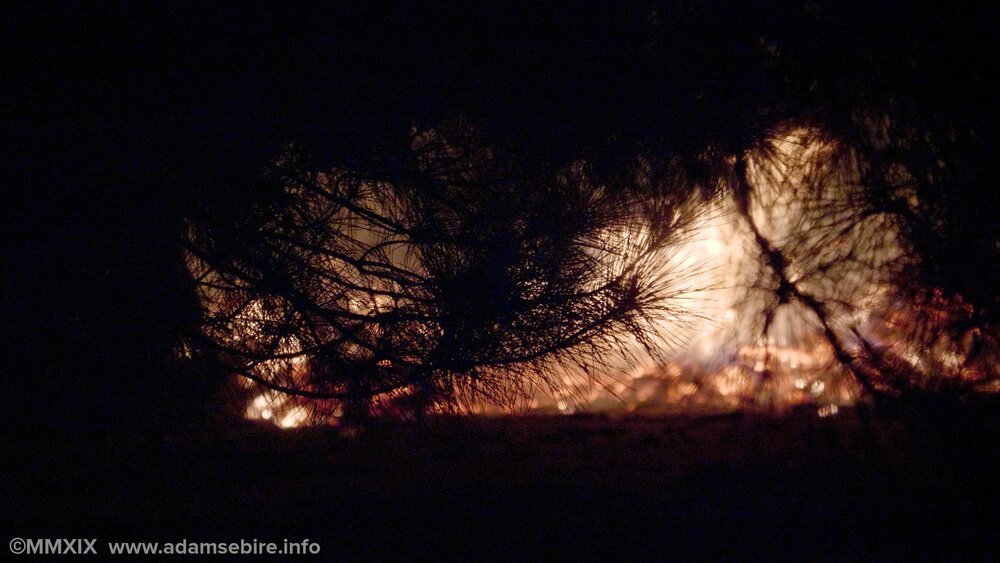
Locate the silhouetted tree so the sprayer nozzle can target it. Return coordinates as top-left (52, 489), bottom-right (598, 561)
top-left (183, 120), bottom-right (708, 421)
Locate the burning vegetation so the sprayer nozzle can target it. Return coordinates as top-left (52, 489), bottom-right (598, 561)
top-left (10, 4), bottom-right (1000, 561)
top-left (182, 124), bottom-right (999, 427)
top-left (183, 121), bottom-right (708, 424)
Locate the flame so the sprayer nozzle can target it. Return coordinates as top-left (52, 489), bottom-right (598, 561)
top-left (525, 127), bottom-right (990, 414)
top-left (186, 128), bottom-right (997, 426)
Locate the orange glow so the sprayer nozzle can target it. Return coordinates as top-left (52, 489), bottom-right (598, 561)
top-left (185, 128), bottom-right (996, 426)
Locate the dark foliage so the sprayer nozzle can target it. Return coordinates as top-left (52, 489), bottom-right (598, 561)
top-left (184, 121), bottom-right (706, 420)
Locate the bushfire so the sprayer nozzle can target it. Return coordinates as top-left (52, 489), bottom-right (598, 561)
top-left (185, 129), bottom-right (998, 427)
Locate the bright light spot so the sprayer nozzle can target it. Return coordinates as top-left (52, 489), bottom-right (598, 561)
top-left (817, 404), bottom-right (839, 418)
top-left (374, 294), bottom-right (393, 311)
top-left (809, 380), bottom-right (825, 396)
top-left (705, 238), bottom-right (725, 257)
top-left (941, 351), bottom-right (962, 369)
top-left (280, 410), bottom-right (307, 428)
top-left (260, 408), bottom-right (272, 420)
top-left (636, 383), bottom-right (657, 402)
top-left (676, 382), bottom-right (698, 397)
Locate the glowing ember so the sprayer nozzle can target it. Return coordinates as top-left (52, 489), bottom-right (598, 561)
top-left (817, 404), bottom-right (839, 418)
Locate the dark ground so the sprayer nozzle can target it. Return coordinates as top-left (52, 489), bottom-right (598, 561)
top-left (5, 405), bottom-right (999, 560)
